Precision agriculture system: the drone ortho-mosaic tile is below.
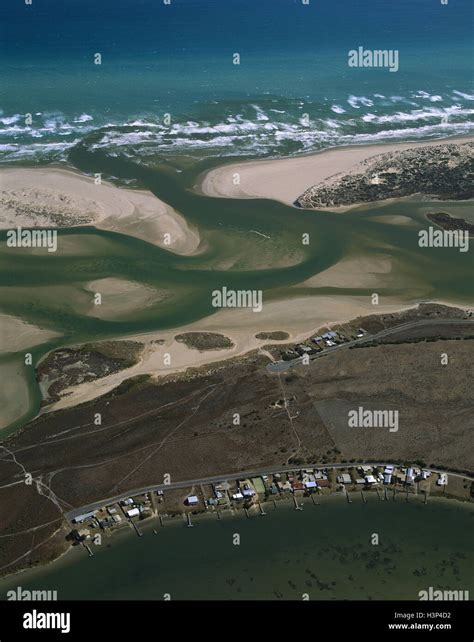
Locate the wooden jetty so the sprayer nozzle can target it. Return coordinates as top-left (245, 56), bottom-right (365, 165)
top-left (293, 494), bottom-right (303, 511)
top-left (131, 520), bottom-right (142, 537)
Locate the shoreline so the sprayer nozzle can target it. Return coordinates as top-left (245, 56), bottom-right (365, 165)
top-left (38, 296), bottom-right (462, 415)
top-left (1, 471), bottom-right (472, 587)
top-left (198, 134), bottom-right (474, 206)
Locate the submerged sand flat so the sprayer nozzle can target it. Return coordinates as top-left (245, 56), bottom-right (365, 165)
top-left (0, 167), bottom-right (200, 254)
top-left (302, 254), bottom-right (393, 289)
top-left (0, 313), bottom-right (60, 353)
top-left (0, 280), bottom-right (169, 323)
top-left (199, 136), bottom-right (474, 206)
top-left (0, 360), bottom-right (31, 430)
top-left (85, 278), bottom-right (170, 320)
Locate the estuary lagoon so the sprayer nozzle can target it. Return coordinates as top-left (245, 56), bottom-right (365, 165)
top-left (1, 155), bottom-right (473, 434)
top-left (2, 496), bottom-right (473, 601)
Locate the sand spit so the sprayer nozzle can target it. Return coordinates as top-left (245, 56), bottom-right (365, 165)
top-left (45, 295), bottom-right (427, 413)
top-left (199, 136), bottom-right (474, 206)
top-left (0, 167), bottom-right (200, 254)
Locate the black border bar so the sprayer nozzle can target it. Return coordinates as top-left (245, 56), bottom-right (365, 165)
top-left (0, 600), bottom-right (472, 642)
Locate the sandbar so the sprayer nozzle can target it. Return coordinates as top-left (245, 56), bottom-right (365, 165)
top-left (0, 167), bottom-right (200, 254)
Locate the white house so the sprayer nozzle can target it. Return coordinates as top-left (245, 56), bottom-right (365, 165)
top-left (437, 473), bottom-right (448, 486)
top-left (337, 473), bottom-right (352, 484)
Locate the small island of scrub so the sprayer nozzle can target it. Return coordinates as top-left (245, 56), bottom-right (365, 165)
top-left (295, 142), bottom-right (474, 209)
top-left (174, 332), bottom-right (234, 351)
top-left (427, 212), bottom-right (474, 236)
top-left (255, 331), bottom-right (290, 341)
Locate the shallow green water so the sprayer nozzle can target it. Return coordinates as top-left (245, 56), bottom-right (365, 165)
top-left (1, 148), bottom-right (473, 434)
top-left (2, 496), bottom-right (473, 600)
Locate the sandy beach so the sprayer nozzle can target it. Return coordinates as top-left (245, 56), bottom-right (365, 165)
top-left (0, 167), bottom-right (200, 254)
top-left (199, 135), bottom-right (474, 206)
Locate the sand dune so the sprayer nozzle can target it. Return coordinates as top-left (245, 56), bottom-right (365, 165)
top-left (199, 135), bottom-right (474, 206)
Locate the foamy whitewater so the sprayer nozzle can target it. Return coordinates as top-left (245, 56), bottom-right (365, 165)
top-left (1, 0), bottom-right (473, 164)
top-left (1, 92), bottom-right (473, 163)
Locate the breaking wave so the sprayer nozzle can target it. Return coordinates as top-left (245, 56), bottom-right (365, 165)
top-left (1, 90), bottom-right (473, 163)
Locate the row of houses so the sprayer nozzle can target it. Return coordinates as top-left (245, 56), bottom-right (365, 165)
top-left (72, 493), bottom-right (154, 529)
top-left (229, 470), bottom-right (331, 503)
top-left (70, 464), bottom-right (450, 533)
top-left (281, 327), bottom-right (369, 361)
top-left (335, 465), bottom-right (441, 488)
top-left (186, 470), bottom-right (334, 511)
top-left (119, 493), bottom-right (153, 519)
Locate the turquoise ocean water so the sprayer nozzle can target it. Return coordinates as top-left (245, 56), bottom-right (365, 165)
top-left (1, 0), bottom-right (473, 163)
